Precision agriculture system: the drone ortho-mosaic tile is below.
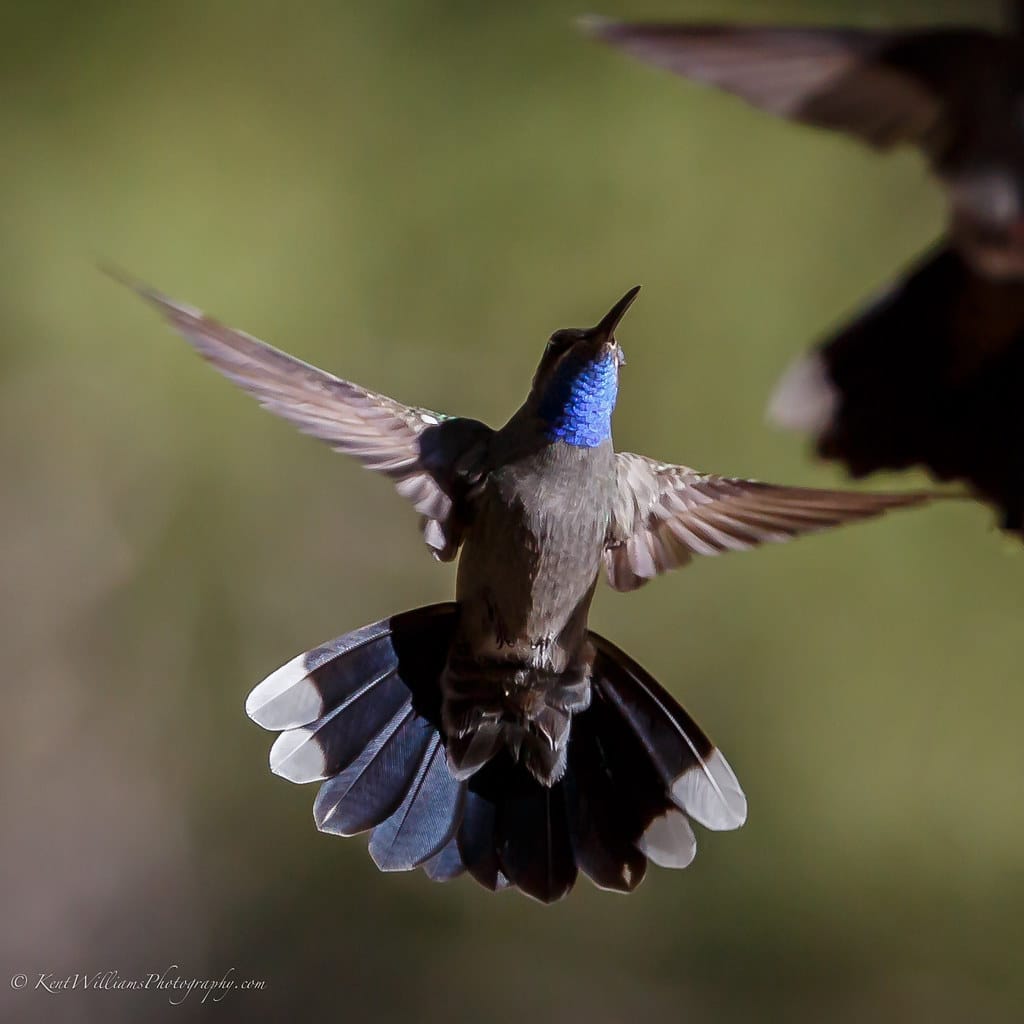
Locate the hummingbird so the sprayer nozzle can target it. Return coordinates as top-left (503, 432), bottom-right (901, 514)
top-left (770, 243), bottom-right (1024, 535)
top-left (581, 7), bottom-right (1024, 278)
top-left (121, 278), bottom-right (940, 902)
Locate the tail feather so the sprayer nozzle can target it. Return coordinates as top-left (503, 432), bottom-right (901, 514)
top-left (268, 671), bottom-right (411, 784)
top-left (494, 770), bottom-right (578, 904)
top-left (247, 606), bottom-right (745, 902)
top-left (769, 244), bottom-right (1024, 533)
top-left (564, 703), bottom-right (650, 893)
top-left (636, 810), bottom-right (698, 869)
top-left (570, 684), bottom-right (698, 880)
top-left (590, 633), bottom-right (747, 831)
top-left (245, 618), bottom-right (398, 731)
top-left (422, 836), bottom-right (466, 883)
top-left (456, 785), bottom-right (506, 891)
top-left (369, 736), bottom-right (464, 871)
top-left (313, 706), bottom-right (430, 836)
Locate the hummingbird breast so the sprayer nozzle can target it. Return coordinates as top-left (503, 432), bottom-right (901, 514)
top-left (453, 441), bottom-right (616, 666)
top-left (442, 440), bottom-right (617, 784)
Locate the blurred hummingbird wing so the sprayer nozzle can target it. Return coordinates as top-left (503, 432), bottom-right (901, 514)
top-left (120, 276), bottom-right (493, 560)
top-left (605, 452), bottom-right (938, 592)
top-left (582, 20), bottom-right (994, 151)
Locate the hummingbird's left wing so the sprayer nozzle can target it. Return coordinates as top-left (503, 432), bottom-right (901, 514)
top-left (118, 277), bottom-right (493, 561)
top-left (605, 453), bottom-right (938, 592)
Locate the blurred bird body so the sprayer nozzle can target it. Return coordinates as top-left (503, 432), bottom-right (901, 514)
top-left (584, 15), bottom-right (1024, 278)
top-left (122, 277), bottom-right (939, 901)
top-left (771, 244), bottom-right (1024, 534)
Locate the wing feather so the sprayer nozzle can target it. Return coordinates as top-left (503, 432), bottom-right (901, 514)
top-left (606, 452), bottom-right (942, 591)
top-left (116, 273), bottom-right (493, 559)
top-left (581, 20), bottom-right (994, 153)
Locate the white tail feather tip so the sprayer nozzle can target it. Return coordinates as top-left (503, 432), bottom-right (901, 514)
top-left (671, 749), bottom-right (748, 831)
top-left (245, 652), bottom-right (323, 731)
top-left (637, 810), bottom-right (697, 869)
top-left (269, 727), bottom-right (329, 784)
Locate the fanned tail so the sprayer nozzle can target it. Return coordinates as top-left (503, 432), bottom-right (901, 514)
top-left (450, 632), bottom-right (747, 901)
top-left (247, 609), bottom-right (745, 902)
top-left (248, 604), bottom-right (464, 872)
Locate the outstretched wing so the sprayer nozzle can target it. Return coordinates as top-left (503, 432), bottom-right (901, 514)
top-left (605, 453), bottom-right (939, 592)
top-left (119, 275), bottom-right (493, 560)
top-left (582, 20), bottom-right (993, 152)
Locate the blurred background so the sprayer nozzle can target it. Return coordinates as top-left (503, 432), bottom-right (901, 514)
top-left (3, 0), bottom-right (1022, 1021)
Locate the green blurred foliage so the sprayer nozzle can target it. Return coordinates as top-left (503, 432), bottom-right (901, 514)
top-left (2, 1), bottom-right (1022, 1022)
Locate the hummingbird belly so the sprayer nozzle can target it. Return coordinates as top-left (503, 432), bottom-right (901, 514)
top-left (441, 457), bottom-right (613, 784)
top-left (453, 470), bottom-right (609, 667)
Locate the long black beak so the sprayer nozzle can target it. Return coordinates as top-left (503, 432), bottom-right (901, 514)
top-left (592, 285), bottom-right (641, 339)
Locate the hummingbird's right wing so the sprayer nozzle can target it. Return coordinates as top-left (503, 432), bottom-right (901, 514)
top-left (605, 453), bottom-right (939, 592)
top-left (119, 277), bottom-right (493, 561)
top-left (582, 19), bottom-right (995, 154)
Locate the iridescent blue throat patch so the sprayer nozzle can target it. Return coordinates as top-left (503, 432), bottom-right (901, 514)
top-left (539, 350), bottom-right (618, 448)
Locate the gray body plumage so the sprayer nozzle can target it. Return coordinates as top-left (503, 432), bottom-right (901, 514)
top-left (459, 429), bottom-right (615, 659)
top-left (118, 275), bottom-right (943, 901)
top-left (445, 433), bottom-right (617, 784)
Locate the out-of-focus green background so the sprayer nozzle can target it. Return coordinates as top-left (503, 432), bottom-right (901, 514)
top-left (3, 1), bottom-right (1022, 1021)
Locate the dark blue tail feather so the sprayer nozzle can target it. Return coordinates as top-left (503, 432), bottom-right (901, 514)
top-left (247, 606), bottom-right (745, 902)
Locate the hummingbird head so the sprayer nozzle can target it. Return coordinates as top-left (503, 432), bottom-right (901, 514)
top-left (532, 285), bottom-right (640, 448)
